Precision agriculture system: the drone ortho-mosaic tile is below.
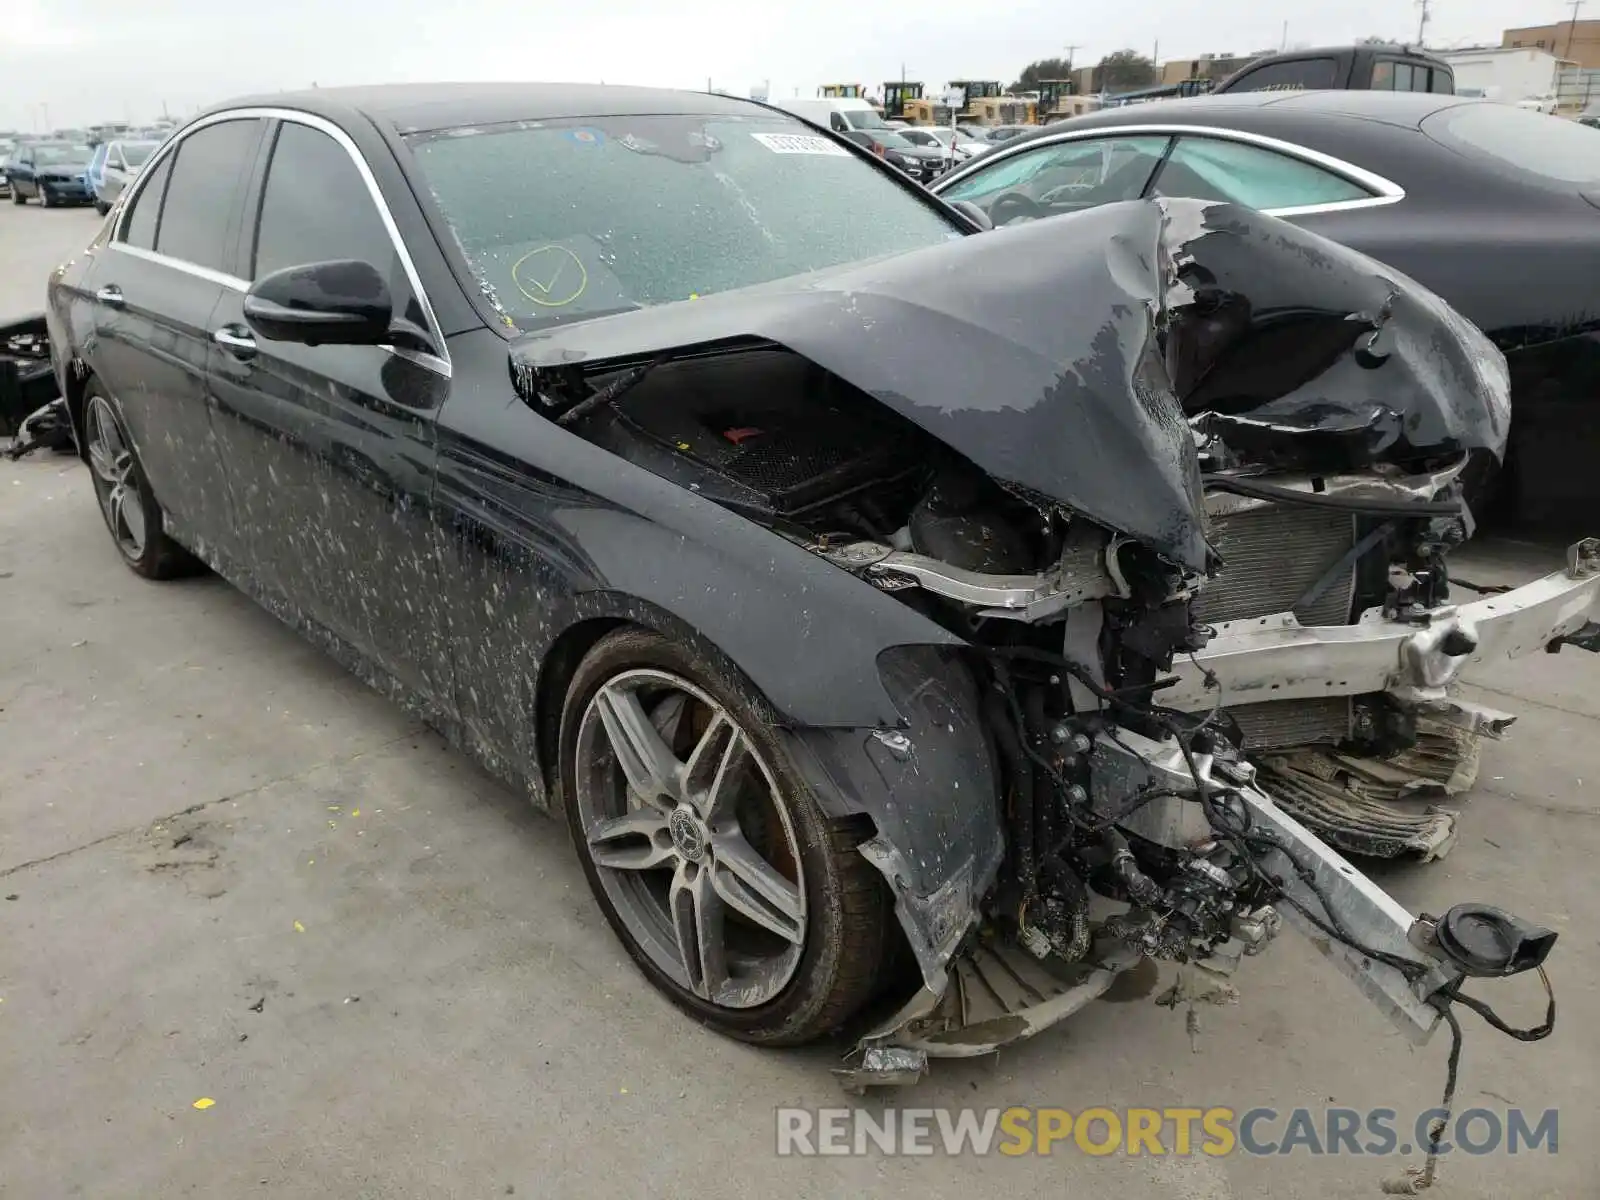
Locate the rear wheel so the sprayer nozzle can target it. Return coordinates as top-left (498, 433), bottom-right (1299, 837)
top-left (37, 187), bottom-right (52, 209)
top-left (559, 628), bottom-right (888, 1045)
top-left (94, 199), bottom-right (110, 216)
top-left (83, 385), bottom-right (192, 579)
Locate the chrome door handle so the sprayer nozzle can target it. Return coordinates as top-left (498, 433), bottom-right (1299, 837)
top-left (212, 327), bottom-right (257, 357)
top-left (96, 284), bottom-right (124, 307)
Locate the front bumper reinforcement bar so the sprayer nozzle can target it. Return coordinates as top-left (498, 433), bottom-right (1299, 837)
top-left (1161, 539), bottom-right (1600, 713)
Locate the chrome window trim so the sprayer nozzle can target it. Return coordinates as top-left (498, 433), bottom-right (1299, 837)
top-left (109, 106), bottom-right (452, 378)
top-left (112, 242), bottom-right (250, 291)
top-left (931, 122), bottom-right (1407, 218)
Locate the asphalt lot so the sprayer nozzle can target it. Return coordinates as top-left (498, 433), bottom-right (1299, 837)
top-left (2, 200), bottom-right (1597, 1199)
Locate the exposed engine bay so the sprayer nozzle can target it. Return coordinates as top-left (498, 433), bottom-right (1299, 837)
top-left (512, 198), bottom-right (1591, 1136)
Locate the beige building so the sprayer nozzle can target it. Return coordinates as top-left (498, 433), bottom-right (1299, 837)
top-left (1503, 19), bottom-right (1600, 70)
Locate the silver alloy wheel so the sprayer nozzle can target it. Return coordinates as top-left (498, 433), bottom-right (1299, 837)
top-left (573, 668), bottom-right (807, 1009)
top-left (85, 394), bottom-right (147, 559)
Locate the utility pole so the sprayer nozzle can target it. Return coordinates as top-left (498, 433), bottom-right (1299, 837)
top-left (1415, 0), bottom-right (1431, 47)
top-left (1566, 0), bottom-right (1585, 59)
top-left (1281, 20), bottom-right (1289, 50)
top-left (1152, 39), bottom-right (1160, 84)
top-left (1063, 43), bottom-right (1081, 74)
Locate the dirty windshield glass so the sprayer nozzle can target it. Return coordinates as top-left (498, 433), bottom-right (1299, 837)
top-left (407, 114), bottom-right (961, 329)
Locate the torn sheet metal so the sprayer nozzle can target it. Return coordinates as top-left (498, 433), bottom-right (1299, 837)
top-left (510, 197), bottom-right (1511, 574)
top-left (4, 397), bottom-right (76, 461)
top-left (1, 315), bottom-right (59, 439)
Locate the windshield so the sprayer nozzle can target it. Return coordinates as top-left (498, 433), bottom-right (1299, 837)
top-left (120, 141), bottom-right (158, 167)
top-left (1423, 102), bottom-right (1600, 185)
top-left (407, 113), bottom-right (962, 330)
top-left (34, 143), bottom-right (91, 164)
top-left (842, 109), bottom-right (890, 131)
top-left (897, 129), bottom-right (940, 148)
top-left (867, 129), bottom-right (917, 150)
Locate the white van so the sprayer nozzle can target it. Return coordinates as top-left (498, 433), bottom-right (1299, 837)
top-left (770, 96), bottom-right (891, 135)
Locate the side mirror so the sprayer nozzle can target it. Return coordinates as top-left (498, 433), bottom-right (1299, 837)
top-left (949, 200), bottom-right (994, 231)
top-left (243, 259), bottom-right (392, 347)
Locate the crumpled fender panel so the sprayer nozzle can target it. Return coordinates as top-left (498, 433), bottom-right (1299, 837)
top-left (786, 646), bottom-right (1004, 984)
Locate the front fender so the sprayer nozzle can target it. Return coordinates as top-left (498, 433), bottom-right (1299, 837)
top-left (785, 646), bottom-right (1004, 985)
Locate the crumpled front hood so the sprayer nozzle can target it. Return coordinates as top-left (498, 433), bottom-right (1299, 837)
top-left (510, 197), bottom-right (1510, 573)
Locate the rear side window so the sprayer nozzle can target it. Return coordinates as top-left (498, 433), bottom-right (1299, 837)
top-left (252, 122), bottom-right (397, 280)
top-left (1153, 137), bottom-right (1372, 210)
top-left (1227, 58), bottom-right (1340, 92)
top-left (120, 153), bottom-right (173, 249)
top-left (1424, 102), bottom-right (1600, 185)
top-left (940, 136), bottom-right (1172, 216)
top-left (155, 119), bottom-right (263, 273)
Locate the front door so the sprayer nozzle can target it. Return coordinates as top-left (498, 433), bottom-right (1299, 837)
top-left (205, 116), bottom-right (453, 704)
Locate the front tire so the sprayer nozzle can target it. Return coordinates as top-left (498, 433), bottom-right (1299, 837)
top-left (37, 187), bottom-right (51, 209)
top-left (82, 384), bottom-right (192, 579)
top-left (559, 628), bottom-right (889, 1046)
top-left (94, 199), bottom-right (110, 216)
top-left (10, 189), bottom-right (24, 205)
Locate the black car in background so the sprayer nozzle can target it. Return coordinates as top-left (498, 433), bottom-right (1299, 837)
top-left (6, 140), bottom-right (95, 206)
top-left (835, 126), bottom-right (945, 182)
top-left (932, 91), bottom-right (1600, 530)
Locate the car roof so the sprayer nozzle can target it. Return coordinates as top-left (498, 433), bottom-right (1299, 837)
top-left (202, 82), bottom-right (772, 136)
top-left (1012, 90), bottom-right (1478, 145)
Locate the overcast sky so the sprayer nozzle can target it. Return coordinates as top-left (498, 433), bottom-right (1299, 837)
top-left (0, 0), bottom-right (1568, 132)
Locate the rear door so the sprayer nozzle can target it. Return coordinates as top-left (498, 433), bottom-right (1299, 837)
top-left (88, 117), bottom-right (266, 562)
top-left (205, 115), bottom-right (453, 702)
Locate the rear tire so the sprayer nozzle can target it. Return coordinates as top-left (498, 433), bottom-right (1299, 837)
top-left (94, 200), bottom-right (110, 216)
top-left (559, 627), bottom-right (889, 1046)
top-left (37, 187), bottom-right (51, 209)
top-left (82, 383), bottom-right (193, 580)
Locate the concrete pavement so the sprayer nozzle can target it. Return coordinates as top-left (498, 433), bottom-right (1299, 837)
top-left (2, 201), bottom-right (1595, 1198)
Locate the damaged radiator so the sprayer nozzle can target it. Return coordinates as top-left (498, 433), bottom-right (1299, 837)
top-left (1197, 502), bottom-right (1360, 748)
top-left (1195, 502), bottom-right (1358, 628)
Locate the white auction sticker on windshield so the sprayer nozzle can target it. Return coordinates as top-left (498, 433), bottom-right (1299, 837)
top-left (751, 133), bottom-right (851, 156)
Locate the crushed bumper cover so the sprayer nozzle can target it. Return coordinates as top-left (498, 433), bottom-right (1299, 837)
top-left (843, 736), bottom-right (1468, 1091)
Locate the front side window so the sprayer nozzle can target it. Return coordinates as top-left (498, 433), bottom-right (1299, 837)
top-left (939, 136), bottom-right (1171, 221)
top-left (120, 153), bottom-right (174, 250)
top-left (1151, 137), bottom-right (1371, 211)
top-left (253, 122), bottom-right (398, 281)
top-left (406, 113), bottom-right (962, 329)
top-left (155, 119), bottom-right (263, 273)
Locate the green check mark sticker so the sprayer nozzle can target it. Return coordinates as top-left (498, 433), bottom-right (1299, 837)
top-left (512, 245), bottom-right (589, 307)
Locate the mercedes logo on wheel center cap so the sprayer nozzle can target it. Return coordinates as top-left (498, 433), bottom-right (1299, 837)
top-left (668, 808), bottom-right (707, 861)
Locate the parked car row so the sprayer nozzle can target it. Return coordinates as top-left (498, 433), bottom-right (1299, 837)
top-left (3, 135), bottom-right (162, 212)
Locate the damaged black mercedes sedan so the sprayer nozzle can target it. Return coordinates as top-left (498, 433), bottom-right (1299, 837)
top-left (45, 84), bottom-right (1594, 1084)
